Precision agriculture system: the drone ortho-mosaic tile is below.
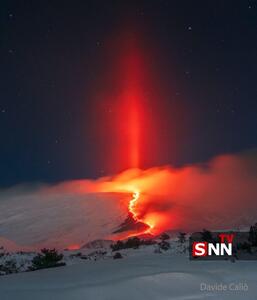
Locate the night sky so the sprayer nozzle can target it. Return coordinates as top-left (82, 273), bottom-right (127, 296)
top-left (1, 1), bottom-right (257, 187)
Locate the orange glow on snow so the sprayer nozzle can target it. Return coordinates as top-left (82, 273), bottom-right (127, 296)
top-left (66, 244), bottom-right (80, 250)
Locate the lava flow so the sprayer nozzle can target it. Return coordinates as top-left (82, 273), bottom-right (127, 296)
top-left (127, 191), bottom-right (154, 236)
top-left (128, 191), bottom-right (140, 217)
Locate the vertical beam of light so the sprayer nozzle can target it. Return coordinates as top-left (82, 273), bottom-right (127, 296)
top-left (99, 30), bottom-right (156, 172)
top-left (123, 40), bottom-right (143, 169)
top-left (129, 104), bottom-right (140, 168)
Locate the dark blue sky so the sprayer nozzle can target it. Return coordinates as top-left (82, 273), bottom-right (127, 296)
top-left (0, 1), bottom-right (257, 187)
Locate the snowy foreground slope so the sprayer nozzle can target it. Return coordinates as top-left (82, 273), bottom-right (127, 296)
top-left (0, 245), bottom-right (257, 300)
top-left (0, 191), bottom-right (128, 250)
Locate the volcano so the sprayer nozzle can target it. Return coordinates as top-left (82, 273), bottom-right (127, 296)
top-left (113, 212), bottom-right (149, 234)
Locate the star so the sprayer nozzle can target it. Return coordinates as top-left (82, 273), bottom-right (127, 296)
top-left (188, 26), bottom-right (192, 31)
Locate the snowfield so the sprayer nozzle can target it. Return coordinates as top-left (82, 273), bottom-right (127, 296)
top-left (0, 243), bottom-right (257, 300)
top-left (0, 191), bottom-right (128, 250)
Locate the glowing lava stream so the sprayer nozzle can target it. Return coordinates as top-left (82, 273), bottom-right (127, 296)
top-left (128, 191), bottom-right (154, 235)
top-left (128, 191), bottom-right (140, 217)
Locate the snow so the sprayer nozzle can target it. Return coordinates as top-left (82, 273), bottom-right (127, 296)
top-left (0, 242), bottom-right (256, 300)
top-left (0, 191), bottom-right (128, 250)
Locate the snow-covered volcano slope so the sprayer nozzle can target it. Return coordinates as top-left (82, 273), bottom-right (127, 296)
top-left (0, 190), bottom-right (128, 250)
top-left (0, 251), bottom-right (256, 300)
